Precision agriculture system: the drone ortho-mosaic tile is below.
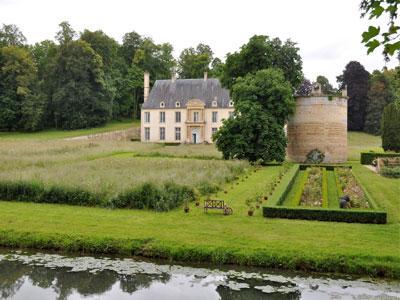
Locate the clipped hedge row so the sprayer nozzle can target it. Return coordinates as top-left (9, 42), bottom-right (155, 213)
top-left (270, 164), bottom-right (300, 206)
top-left (263, 206), bottom-right (387, 224)
top-left (0, 180), bottom-right (195, 212)
top-left (360, 152), bottom-right (399, 165)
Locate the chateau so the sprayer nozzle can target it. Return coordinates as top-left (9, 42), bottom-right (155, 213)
top-left (140, 72), bottom-right (234, 143)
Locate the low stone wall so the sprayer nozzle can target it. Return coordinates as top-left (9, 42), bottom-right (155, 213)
top-left (287, 96), bottom-right (347, 163)
top-left (66, 127), bottom-right (140, 142)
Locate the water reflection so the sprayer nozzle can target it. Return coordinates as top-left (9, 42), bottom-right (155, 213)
top-left (0, 251), bottom-right (398, 300)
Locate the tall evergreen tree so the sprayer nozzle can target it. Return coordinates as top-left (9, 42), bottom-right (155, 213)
top-left (364, 70), bottom-right (394, 135)
top-left (337, 61), bottom-right (370, 131)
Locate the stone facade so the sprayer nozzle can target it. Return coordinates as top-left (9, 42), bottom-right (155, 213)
top-left (140, 73), bottom-right (234, 144)
top-left (287, 95), bottom-right (348, 163)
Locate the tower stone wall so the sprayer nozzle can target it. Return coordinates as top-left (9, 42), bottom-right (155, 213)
top-left (287, 96), bottom-right (348, 163)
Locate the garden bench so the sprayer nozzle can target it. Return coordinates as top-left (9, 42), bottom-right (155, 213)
top-left (204, 199), bottom-right (233, 215)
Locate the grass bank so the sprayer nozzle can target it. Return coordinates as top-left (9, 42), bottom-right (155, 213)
top-left (0, 119), bottom-right (139, 140)
top-left (0, 165), bottom-right (398, 278)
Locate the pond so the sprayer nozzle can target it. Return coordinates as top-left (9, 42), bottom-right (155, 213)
top-left (0, 250), bottom-right (399, 299)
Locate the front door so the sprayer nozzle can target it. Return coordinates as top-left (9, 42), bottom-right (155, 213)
top-left (192, 132), bottom-right (197, 144)
top-left (191, 128), bottom-right (200, 144)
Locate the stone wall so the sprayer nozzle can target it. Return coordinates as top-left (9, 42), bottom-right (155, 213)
top-left (66, 127), bottom-right (140, 142)
top-left (287, 96), bottom-right (347, 163)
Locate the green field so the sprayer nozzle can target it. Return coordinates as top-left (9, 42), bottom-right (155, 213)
top-left (0, 127), bottom-right (398, 278)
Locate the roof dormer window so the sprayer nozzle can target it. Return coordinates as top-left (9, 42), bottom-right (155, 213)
top-left (175, 101), bottom-right (180, 108)
top-left (212, 100), bottom-right (217, 107)
top-left (229, 100), bottom-right (234, 107)
top-left (160, 101), bottom-right (165, 108)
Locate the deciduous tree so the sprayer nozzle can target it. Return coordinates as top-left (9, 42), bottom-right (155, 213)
top-left (177, 44), bottom-right (213, 78)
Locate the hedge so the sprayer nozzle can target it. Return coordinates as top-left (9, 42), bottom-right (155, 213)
top-left (360, 152), bottom-right (400, 165)
top-left (263, 206), bottom-right (387, 224)
top-left (269, 164), bottom-right (299, 206)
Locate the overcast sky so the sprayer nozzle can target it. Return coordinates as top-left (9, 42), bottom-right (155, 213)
top-left (1, 0), bottom-right (398, 86)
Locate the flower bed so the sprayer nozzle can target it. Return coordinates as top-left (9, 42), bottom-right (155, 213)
top-left (336, 167), bottom-right (370, 209)
top-left (263, 165), bottom-right (386, 224)
top-left (300, 167), bottom-right (323, 207)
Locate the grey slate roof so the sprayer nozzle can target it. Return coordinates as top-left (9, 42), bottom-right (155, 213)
top-left (141, 78), bottom-right (232, 109)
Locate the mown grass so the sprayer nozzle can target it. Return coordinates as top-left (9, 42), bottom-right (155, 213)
top-left (326, 170), bottom-right (339, 208)
top-left (0, 119), bottom-right (139, 140)
top-left (347, 131), bottom-right (383, 161)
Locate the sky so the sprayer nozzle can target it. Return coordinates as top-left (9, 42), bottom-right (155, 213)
top-left (1, 0), bottom-right (398, 86)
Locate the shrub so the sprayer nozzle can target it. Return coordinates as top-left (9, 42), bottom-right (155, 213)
top-left (0, 181), bottom-right (43, 202)
top-left (110, 182), bottom-right (195, 212)
top-left (360, 152), bottom-right (400, 164)
top-left (381, 101), bottom-right (400, 152)
top-left (263, 206), bottom-right (387, 224)
top-left (196, 181), bottom-right (220, 195)
top-left (380, 166), bottom-right (400, 178)
top-left (42, 186), bottom-right (100, 206)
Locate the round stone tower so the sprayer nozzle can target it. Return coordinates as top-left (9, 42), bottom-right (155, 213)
top-left (287, 84), bottom-right (348, 163)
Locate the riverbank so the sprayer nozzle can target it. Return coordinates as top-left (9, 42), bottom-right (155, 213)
top-left (0, 164), bottom-right (399, 278)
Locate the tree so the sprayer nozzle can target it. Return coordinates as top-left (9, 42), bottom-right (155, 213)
top-left (364, 70), bottom-right (394, 134)
top-left (120, 31), bottom-right (143, 65)
top-left (296, 78), bottom-right (313, 96)
top-left (133, 38), bottom-right (175, 80)
top-left (213, 101), bottom-right (286, 162)
top-left (177, 43), bottom-right (213, 78)
top-left (231, 68), bottom-right (295, 126)
top-left (51, 40), bottom-right (110, 129)
top-left (337, 61), bottom-right (370, 131)
top-left (360, 0), bottom-right (399, 60)
top-left (316, 75), bottom-right (335, 94)
top-left (221, 35), bottom-right (303, 89)
top-left (381, 100), bottom-right (400, 152)
top-left (0, 46), bottom-right (42, 131)
top-left (384, 66), bottom-right (400, 99)
top-left (213, 68), bottom-right (295, 163)
top-left (0, 24), bottom-right (26, 47)
top-left (209, 57), bottom-right (224, 78)
top-left (55, 21), bottom-right (76, 45)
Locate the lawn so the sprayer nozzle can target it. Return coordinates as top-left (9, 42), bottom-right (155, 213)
top-left (0, 129), bottom-right (398, 278)
top-left (347, 131), bottom-right (383, 161)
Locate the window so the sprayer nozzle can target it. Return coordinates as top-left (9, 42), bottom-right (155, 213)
top-left (144, 112), bottom-right (150, 123)
top-left (159, 111), bottom-right (165, 123)
top-left (212, 127), bottom-right (218, 136)
top-left (160, 127), bottom-right (165, 141)
top-left (144, 127), bottom-right (150, 141)
top-left (229, 100), bottom-right (234, 107)
top-left (175, 111), bottom-right (181, 123)
top-left (175, 127), bottom-right (181, 141)
top-left (212, 100), bottom-right (217, 107)
top-left (193, 111), bottom-right (199, 122)
top-left (160, 101), bottom-right (165, 108)
top-left (175, 101), bottom-right (180, 108)
top-left (229, 111), bottom-right (234, 118)
top-left (212, 111), bottom-right (218, 123)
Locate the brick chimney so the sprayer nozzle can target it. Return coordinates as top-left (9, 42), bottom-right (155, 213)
top-left (144, 71), bottom-right (150, 102)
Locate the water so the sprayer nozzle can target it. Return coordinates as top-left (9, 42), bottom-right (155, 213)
top-left (0, 251), bottom-right (399, 299)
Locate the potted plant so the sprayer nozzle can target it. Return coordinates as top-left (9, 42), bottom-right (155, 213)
top-left (184, 201), bottom-right (190, 213)
top-left (264, 195), bottom-right (268, 200)
top-left (246, 198), bottom-right (255, 216)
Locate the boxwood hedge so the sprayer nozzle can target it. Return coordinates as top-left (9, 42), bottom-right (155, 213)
top-left (360, 152), bottom-right (399, 165)
top-left (263, 206), bottom-right (387, 224)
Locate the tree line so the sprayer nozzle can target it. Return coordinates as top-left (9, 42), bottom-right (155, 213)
top-left (0, 22), bottom-right (224, 131)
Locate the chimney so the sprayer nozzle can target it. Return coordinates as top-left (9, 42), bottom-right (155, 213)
top-left (204, 71), bottom-right (208, 81)
top-left (144, 71), bottom-right (150, 102)
top-left (171, 72), bottom-right (176, 82)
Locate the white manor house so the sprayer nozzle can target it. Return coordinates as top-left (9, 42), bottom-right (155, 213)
top-left (140, 72), bottom-right (234, 143)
